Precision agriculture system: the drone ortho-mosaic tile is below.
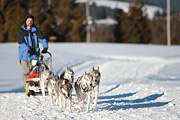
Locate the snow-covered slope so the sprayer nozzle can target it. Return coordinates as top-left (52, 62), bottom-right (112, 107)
top-left (0, 43), bottom-right (180, 120)
top-left (76, 0), bottom-right (163, 19)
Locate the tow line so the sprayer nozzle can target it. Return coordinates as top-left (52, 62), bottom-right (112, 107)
top-left (69, 96), bottom-right (83, 104)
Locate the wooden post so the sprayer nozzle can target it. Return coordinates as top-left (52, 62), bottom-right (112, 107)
top-left (167, 0), bottom-right (171, 46)
top-left (86, 0), bottom-right (90, 43)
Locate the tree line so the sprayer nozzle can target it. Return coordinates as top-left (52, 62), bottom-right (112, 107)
top-left (91, 0), bottom-right (180, 45)
top-left (0, 0), bottom-right (86, 42)
top-left (0, 0), bottom-right (180, 45)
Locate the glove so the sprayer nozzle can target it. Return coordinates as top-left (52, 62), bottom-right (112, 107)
top-left (42, 48), bottom-right (48, 53)
top-left (28, 48), bottom-right (36, 56)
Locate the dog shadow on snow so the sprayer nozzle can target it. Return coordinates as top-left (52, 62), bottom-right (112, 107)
top-left (97, 86), bottom-right (171, 110)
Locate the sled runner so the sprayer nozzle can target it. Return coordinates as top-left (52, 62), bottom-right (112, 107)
top-left (25, 51), bottom-right (52, 96)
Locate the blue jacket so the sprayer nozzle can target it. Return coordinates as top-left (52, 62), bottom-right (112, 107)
top-left (17, 24), bottom-right (48, 61)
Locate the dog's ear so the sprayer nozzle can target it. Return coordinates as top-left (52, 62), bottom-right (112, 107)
top-left (93, 66), bottom-right (95, 71)
top-left (56, 72), bottom-right (58, 76)
top-left (97, 66), bottom-right (99, 72)
top-left (70, 67), bottom-right (73, 70)
top-left (85, 71), bottom-right (87, 75)
top-left (43, 67), bottom-right (46, 72)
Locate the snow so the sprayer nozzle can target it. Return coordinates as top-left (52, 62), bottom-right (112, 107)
top-left (0, 43), bottom-right (180, 120)
top-left (76, 0), bottom-right (163, 20)
top-left (95, 18), bottom-right (117, 25)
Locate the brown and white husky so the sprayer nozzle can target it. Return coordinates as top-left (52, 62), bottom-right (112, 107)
top-left (75, 72), bottom-right (93, 113)
top-left (39, 68), bottom-right (51, 101)
top-left (47, 72), bottom-right (59, 105)
top-left (89, 66), bottom-right (101, 107)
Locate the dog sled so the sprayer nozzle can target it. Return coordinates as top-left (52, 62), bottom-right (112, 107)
top-left (25, 51), bottom-right (52, 97)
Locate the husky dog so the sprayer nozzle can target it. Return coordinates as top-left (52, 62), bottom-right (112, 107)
top-left (55, 79), bottom-right (73, 113)
top-left (60, 67), bottom-right (74, 84)
top-left (89, 66), bottom-right (101, 107)
top-left (39, 68), bottom-right (51, 101)
top-left (47, 72), bottom-right (59, 105)
top-left (75, 72), bottom-right (93, 113)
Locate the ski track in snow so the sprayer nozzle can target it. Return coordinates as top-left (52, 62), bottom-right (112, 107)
top-left (0, 43), bottom-right (180, 120)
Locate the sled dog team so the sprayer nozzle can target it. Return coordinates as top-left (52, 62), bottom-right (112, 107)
top-left (39, 66), bottom-right (101, 113)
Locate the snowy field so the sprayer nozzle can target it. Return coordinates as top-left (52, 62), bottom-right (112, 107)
top-left (0, 43), bottom-right (180, 120)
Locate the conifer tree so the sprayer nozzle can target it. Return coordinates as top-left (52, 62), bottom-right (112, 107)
top-left (0, 0), bottom-right (6, 42)
top-left (123, 0), bottom-right (151, 43)
top-left (40, 16), bottom-right (57, 42)
top-left (51, 0), bottom-right (86, 42)
top-left (26, 0), bottom-right (46, 28)
top-left (150, 16), bottom-right (167, 44)
top-left (0, 0), bottom-right (26, 42)
top-left (114, 9), bottom-right (126, 43)
top-left (151, 13), bottom-right (180, 45)
top-left (171, 14), bottom-right (180, 44)
top-left (66, 3), bottom-right (86, 42)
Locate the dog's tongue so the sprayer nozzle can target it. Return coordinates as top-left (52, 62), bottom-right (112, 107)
top-left (67, 96), bottom-right (71, 100)
top-left (69, 77), bottom-right (72, 83)
top-left (88, 85), bottom-right (92, 91)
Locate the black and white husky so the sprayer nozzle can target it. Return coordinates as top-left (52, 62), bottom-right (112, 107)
top-left (89, 66), bottom-right (101, 107)
top-left (55, 78), bottom-right (73, 113)
top-left (47, 72), bottom-right (59, 105)
top-left (75, 72), bottom-right (93, 113)
top-left (55, 67), bottom-right (74, 113)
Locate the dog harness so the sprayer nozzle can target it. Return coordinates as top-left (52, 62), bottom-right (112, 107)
top-left (80, 84), bottom-right (88, 93)
top-left (59, 83), bottom-right (67, 98)
top-left (59, 79), bottom-right (72, 99)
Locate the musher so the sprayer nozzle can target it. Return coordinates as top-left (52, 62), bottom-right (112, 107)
top-left (17, 15), bottom-right (49, 87)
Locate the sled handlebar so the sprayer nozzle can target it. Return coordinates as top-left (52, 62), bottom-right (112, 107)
top-left (27, 51), bottom-right (53, 75)
top-left (40, 51), bottom-right (52, 57)
top-left (40, 51), bottom-right (52, 71)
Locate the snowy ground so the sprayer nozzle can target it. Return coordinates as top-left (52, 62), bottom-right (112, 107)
top-left (0, 43), bottom-right (180, 120)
